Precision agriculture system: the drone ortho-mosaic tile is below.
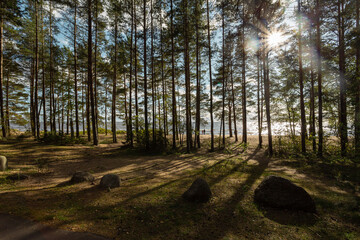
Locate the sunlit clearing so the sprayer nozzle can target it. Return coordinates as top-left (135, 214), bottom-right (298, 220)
top-left (267, 31), bottom-right (286, 48)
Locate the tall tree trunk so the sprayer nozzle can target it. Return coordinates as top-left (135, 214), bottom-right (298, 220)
top-left (298, 0), bottom-right (306, 153)
top-left (112, 17), bottom-right (118, 143)
top-left (256, 54), bottom-right (262, 147)
top-left (105, 83), bottom-right (108, 135)
top-left (144, 0), bottom-right (149, 150)
top-left (355, 0), bottom-right (360, 153)
top-left (35, 0), bottom-right (40, 139)
top-left (49, 0), bottom-right (55, 133)
top-left (221, 3), bottom-right (225, 146)
top-left (206, 0), bottom-right (214, 151)
top-left (41, 1), bottom-right (47, 135)
top-left (184, 0), bottom-right (191, 153)
top-left (74, 0), bottom-right (79, 138)
top-left (30, 57), bottom-right (35, 136)
top-left (86, 76), bottom-right (91, 141)
top-left (151, 0), bottom-right (156, 146)
top-left (129, 0), bottom-right (134, 146)
top-left (0, 9), bottom-right (5, 138)
top-left (134, 2), bottom-right (139, 142)
top-left (88, 0), bottom-right (98, 145)
top-left (338, 0), bottom-right (347, 156)
top-left (241, 5), bottom-right (247, 144)
top-left (264, 50), bottom-right (272, 156)
top-left (309, 25), bottom-right (316, 152)
top-left (160, 2), bottom-right (167, 146)
top-left (171, 0), bottom-right (177, 149)
top-left (195, 0), bottom-right (201, 148)
top-left (5, 72), bottom-right (9, 135)
top-left (230, 62), bottom-right (238, 142)
top-left (94, 0), bottom-right (99, 139)
top-left (316, 0), bottom-right (323, 157)
top-left (82, 75), bottom-right (85, 135)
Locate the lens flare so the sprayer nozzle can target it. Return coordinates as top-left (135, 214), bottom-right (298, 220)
top-left (267, 31), bottom-right (286, 48)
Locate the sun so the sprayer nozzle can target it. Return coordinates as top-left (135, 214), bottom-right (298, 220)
top-left (267, 31), bottom-right (286, 48)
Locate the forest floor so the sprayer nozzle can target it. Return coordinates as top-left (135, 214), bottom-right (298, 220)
top-left (0, 134), bottom-right (359, 240)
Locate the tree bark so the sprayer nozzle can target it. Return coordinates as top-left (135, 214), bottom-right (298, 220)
top-left (316, 0), bottom-right (323, 157)
top-left (0, 8), bottom-right (5, 138)
top-left (144, 0), bottom-right (149, 150)
top-left (298, 0), bottom-right (306, 153)
top-left (88, 0), bottom-right (98, 145)
top-left (171, 0), bottom-right (177, 149)
top-left (206, 0), bottom-right (214, 151)
top-left (112, 17), bottom-right (118, 143)
top-left (338, 0), bottom-right (347, 156)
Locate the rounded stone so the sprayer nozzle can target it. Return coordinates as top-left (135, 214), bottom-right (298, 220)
top-left (100, 174), bottom-right (121, 189)
top-left (182, 178), bottom-right (212, 203)
top-left (254, 175), bottom-right (316, 213)
top-left (70, 171), bottom-right (95, 184)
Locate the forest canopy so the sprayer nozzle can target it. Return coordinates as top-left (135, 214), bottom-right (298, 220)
top-left (0, 0), bottom-right (360, 158)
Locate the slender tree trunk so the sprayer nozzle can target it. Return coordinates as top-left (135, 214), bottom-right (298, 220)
top-left (35, 0), bottom-right (40, 139)
top-left (316, 0), bottom-right (323, 157)
top-left (355, 0), bottom-right (360, 153)
top-left (206, 0), bottom-right (214, 151)
top-left (256, 54), bottom-right (262, 147)
top-left (151, 0), bottom-right (156, 146)
top-left (298, 0), bottom-right (306, 153)
top-left (112, 18), bottom-right (118, 143)
top-left (88, 0), bottom-right (98, 145)
top-left (41, 1), bottom-right (47, 135)
top-left (105, 83), bottom-right (108, 135)
top-left (241, 5), bottom-right (247, 144)
top-left (129, 0), bottom-right (134, 146)
top-left (221, 3), bottom-right (225, 146)
top-left (0, 10), bottom-right (5, 138)
top-left (309, 26), bottom-right (316, 152)
top-left (94, 0), bottom-right (99, 139)
top-left (82, 76), bottom-right (85, 135)
top-left (86, 77), bottom-right (91, 141)
top-left (230, 62), bottom-right (238, 142)
top-left (144, 0), bottom-right (149, 150)
top-left (5, 72), bottom-right (9, 135)
top-left (74, 0), bottom-right (79, 138)
top-left (134, 2), bottom-right (139, 142)
top-left (338, 0), bottom-right (347, 156)
top-left (264, 50), bottom-right (273, 156)
top-left (124, 74), bottom-right (129, 137)
top-left (160, 2), bottom-right (167, 147)
top-left (184, 0), bottom-right (191, 153)
top-left (30, 58), bottom-right (35, 136)
top-left (195, 0), bottom-right (201, 148)
top-left (171, 0), bottom-right (177, 149)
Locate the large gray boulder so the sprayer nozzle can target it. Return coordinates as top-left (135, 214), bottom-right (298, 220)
top-left (254, 175), bottom-right (316, 213)
top-left (0, 156), bottom-right (8, 171)
top-left (70, 171), bottom-right (95, 184)
top-left (100, 174), bottom-right (121, 188)
top-left (0, 156), bottom-right (7, 171)
top-left (182, 178), bottom-right (212, 203)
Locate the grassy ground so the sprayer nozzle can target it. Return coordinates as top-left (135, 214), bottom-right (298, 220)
top-left (0, 134), bottom-right (359, 240)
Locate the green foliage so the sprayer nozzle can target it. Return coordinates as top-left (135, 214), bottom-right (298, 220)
top-left (136, 129), bottom-right (168, 152)
top-left (39, 133), bottom-right (86, 145)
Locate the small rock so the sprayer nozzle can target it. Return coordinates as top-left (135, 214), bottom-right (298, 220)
top-left (6, 173), bottom-right (29, 181)
top-left (254, 175), bottom-right (316, 213)
top-left (0, 156), bottom-right (7, 171)
top-left (182, 178), bottom-right (212, 203)
top-left (70, 171), bottom-right (95, 184)
top-left (100, 174), bottom-right (121, 189)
